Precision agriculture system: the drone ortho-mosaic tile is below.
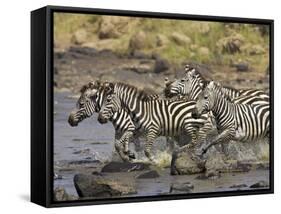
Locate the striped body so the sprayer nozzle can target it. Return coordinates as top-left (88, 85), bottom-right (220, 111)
top-left (69, 81), bottom-right (155, 161)
top-left (99, 83), bottom-right (208, 162)
top-left (165, 64), bottom-right (269, 103)
top-left (194, 81), bottom-right (269, 154)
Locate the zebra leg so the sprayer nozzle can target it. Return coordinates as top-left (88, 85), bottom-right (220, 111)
top-left (114, 140), bottom-right (130, 162)
top-left (221, 143), bottom-right (229, 156)
top-left (166, 137), bottom-right (177, 152)
top-left (144, 132), bottom-right (157, 163)
top-left (119, 131), bottom-right (136, 161)
top-left (195, 129), bottom-right (234, 156)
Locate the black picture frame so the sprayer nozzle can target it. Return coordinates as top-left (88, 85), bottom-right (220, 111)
top-left (31, 5), bottom-right (274, 208)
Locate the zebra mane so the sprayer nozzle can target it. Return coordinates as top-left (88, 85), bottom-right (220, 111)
top-left (221, 85), bottom-right (240, 93)
top-left (80, 84), bottom-right (90, 93)
top-left (79, 80), bottom-right (101, 93)
top-left (184, 64), bottom-right (209, 89)
top-left (114, 82), bottom-right (159, 101)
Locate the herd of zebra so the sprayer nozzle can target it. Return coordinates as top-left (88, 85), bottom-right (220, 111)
top-left (68, 64), bottom-right (270, 174)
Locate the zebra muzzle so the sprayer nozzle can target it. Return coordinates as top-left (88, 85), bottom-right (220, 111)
top-left (97, 114), bottom-right (108, 124)
top-left (68, 111), bottom-right (79, 127)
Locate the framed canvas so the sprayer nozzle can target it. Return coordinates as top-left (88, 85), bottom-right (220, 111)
top-left (31, 5), bottom-right (274, 207)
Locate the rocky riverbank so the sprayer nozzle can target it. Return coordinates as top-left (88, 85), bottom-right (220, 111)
top-left (54, 159), bottom-right (270, 201)
top-left (54, 46), bottom-right (269, 96)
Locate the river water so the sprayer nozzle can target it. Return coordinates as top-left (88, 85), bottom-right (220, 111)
top-left (53, 92), bottom-right (270, 198)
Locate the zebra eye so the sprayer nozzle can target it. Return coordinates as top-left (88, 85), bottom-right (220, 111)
top-left (204, 95), bottom-right (208, 99)
top-left (181, 79), bottom-right (185, 83)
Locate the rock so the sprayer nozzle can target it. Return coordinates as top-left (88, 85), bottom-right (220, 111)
top-left (198, 47), bottom-right (210, 56)
top-left (198, 23), bottom-right (210, 34)
top-left (130, 50), bottom-right (151, 59)
top-left (195, 174), bottom-right (210, 180)
top-left (71, 29), bottom-right (88, 45)
top-left (129, 31), bottom-right (147, 50)
top-left (137, 170), bottom-right (160, 179)
top-left (125, 63), bottom-right (154, 74)
top-left (250, 181), bottom-right (269, 189)
top-left (233, 62), bottom-right (249, 72)
top-left (156, 34), bottom-right (169, 47)
top-left (98, 16), bottom-right (129, 39)
top-left (170, 32), bottom-right (191, 46)
top-left (154, 58), bottom-right (170, 73)
top-left (72, 148), bottom-right (91, 154)
top-left (170, 182), bottom-right (194, 194)
top-left (216, 33), bottom-right (245, 54)
top-left (172, 151), bottom-right (203, 175)
top-left (205, 170), bottom-right (221, 179)
top-left (249, 44), bottom-right (266, 55)
top-left (74, 174), bottom-right (136, 197)
top-left (101, 161), bottom-right (150, 173)
top-left (204, 147), bottom-right (228, 175)
top-left (229, 184), bottom-right (248, 188)
top-left (233, 161), bottom-right (252, 172)
top-left (68, 46), bottom-right (98, 57)
top-left (190, 44), bottom-right (198, 51)
top-left (53, 187), bottom-right (78, 201)
top-left (68, 160), bottom-right (100, 165)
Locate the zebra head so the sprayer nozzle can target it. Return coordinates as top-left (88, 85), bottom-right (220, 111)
top-left (68, 80), bottom-right (101, 127)
top-left (164, 75), bottom-right (189, 98)
top-left (184, 67), bottom-right (205, 100)
top-left (193, 81), bottom-right (221, 118)
top-left (164, 65), bottom-right (205, 99)
top-left (97, 94), bottom-right (121, 124)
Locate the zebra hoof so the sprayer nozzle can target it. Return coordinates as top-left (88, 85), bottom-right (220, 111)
top-left (170, 166), bottom-right (179, 175)
top-left (128, 152), bottom-right (136, 160)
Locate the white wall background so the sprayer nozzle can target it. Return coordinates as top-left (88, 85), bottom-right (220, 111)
top-left (0, 0), bottom-right (279, 213)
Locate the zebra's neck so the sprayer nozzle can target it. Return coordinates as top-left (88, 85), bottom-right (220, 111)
top-left (212, 92), bottom-right (235, 129)
top-left (190, 79), bottom-right (204, 100)
top-left (220, 86), bottom-right (241, 101)
top-left (114, 84), bottom-right (143, 121)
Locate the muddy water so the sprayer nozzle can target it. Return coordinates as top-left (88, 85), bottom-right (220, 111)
top-left (54, 92), bottom-right (269, 198)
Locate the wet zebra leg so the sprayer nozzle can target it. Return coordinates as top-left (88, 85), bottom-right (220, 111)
top-left (144, 132), bottom-right (157, 163)
top-left (114, 140), bottom-right (130, 161)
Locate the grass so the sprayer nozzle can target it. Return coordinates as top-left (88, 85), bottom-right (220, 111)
top-left (54, 13), bottom-right (269, 72)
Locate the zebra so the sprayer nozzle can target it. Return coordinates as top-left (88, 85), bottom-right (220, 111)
top-left (192, 81), bottom-right (270, 156)
top-left (68, 80), bottom-right (159, 161)
top-left (98, 82), bottom-right (209, 173)
top-left (68, 81), bottom-right (101, 127)
top-left (165, 64), bottom-right (269, 101)
top-left (164, 65), bottom-right (269, 159)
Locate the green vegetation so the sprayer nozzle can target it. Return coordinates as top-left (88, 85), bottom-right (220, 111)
top-left (54, 13), bottom-right (269, 72)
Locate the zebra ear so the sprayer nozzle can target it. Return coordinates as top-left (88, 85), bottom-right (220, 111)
top-left (95, 80), bottom-right (101, 87)
top-left (104, 82), bottom-right (114, 94)
top-left (184, 64), bottom-right (189, 71)
top-left (208, 81), bottom-right (215, 89)
top-left (89, 80), bottom-right (101, 89)
top-left (190, 68), bottom-right (196, 76)
top-left (164, 77), bottom-right (170, 86)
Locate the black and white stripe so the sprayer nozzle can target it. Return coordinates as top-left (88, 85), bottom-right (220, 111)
top-left (193, 81), bottom-right (269, 155)
top-left (98, 82), bottom-right (208, 165)
top-left (68, 81), bottom-right (159, 161)
top-left (165, 64), bottom-right (269, 102)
